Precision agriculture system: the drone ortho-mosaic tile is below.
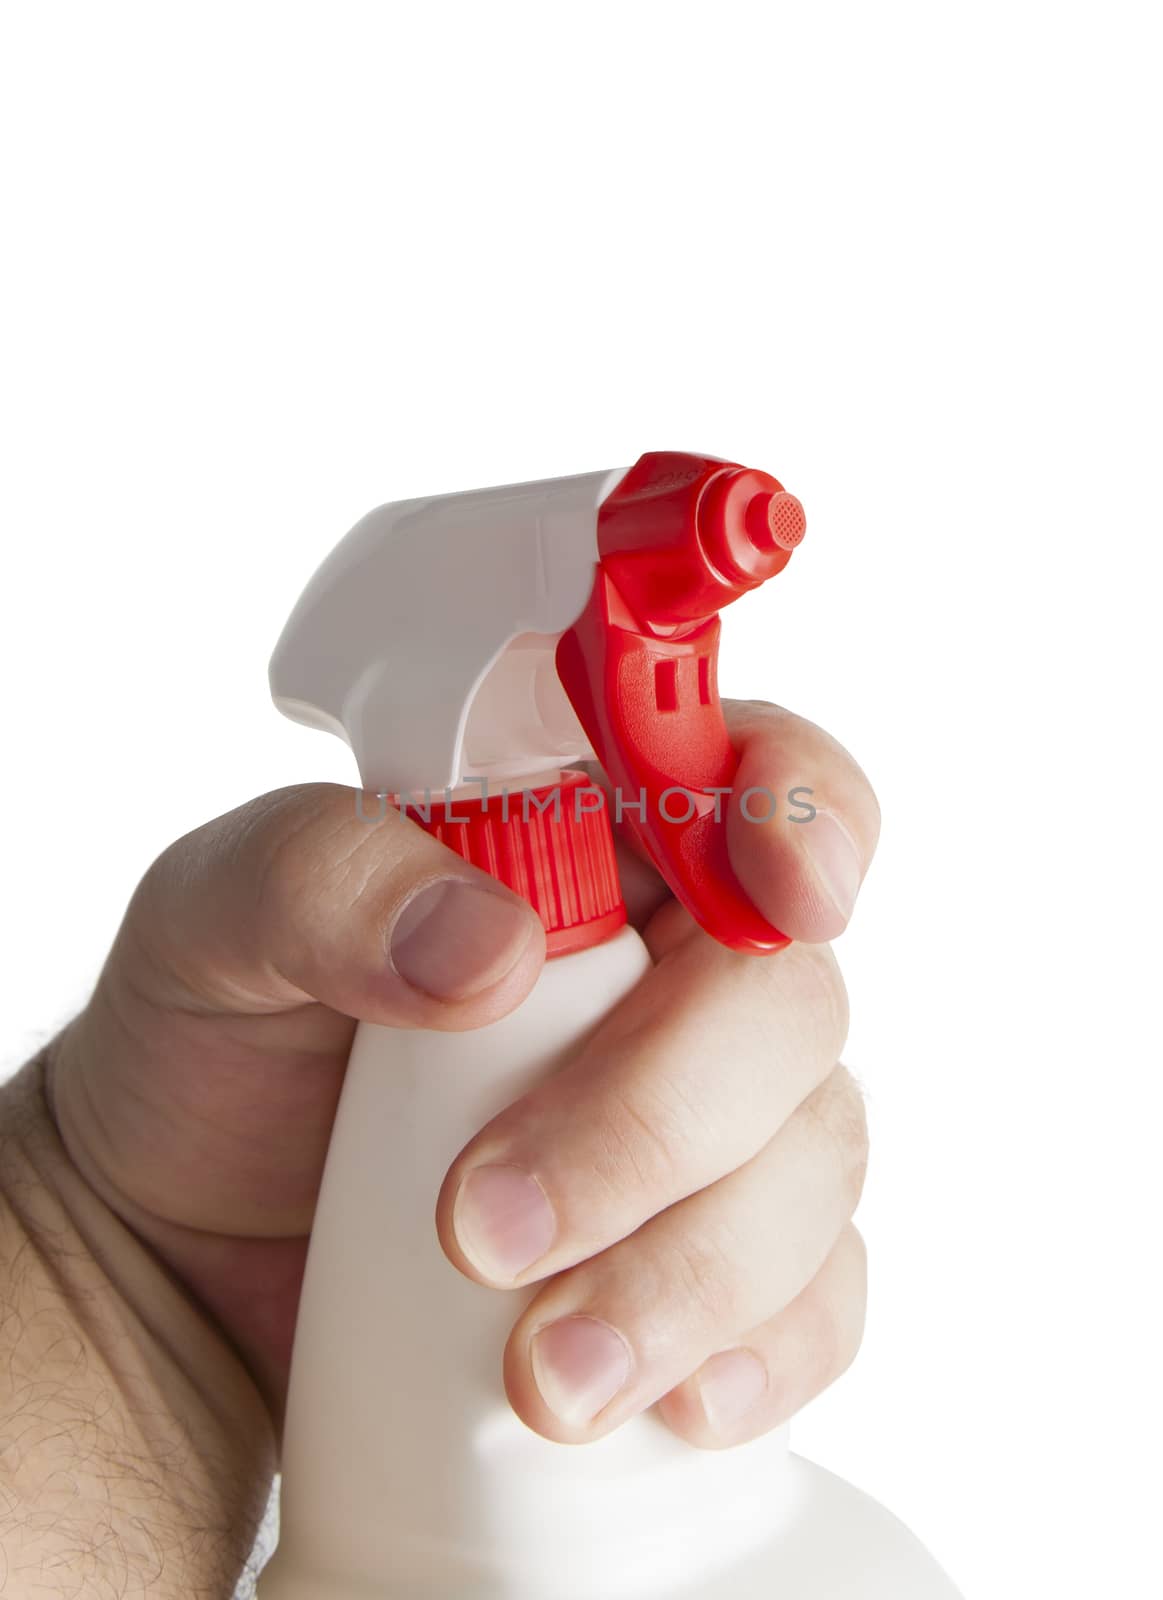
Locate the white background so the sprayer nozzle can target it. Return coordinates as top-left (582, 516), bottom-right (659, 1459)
top-left (1, 4), bottom-right (1159, 1597)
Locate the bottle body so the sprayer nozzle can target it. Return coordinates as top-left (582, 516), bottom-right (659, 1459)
top-left (261, 925), bottom-right (796, 1598)
top-left (259, 924), bottom-right (958, 1599)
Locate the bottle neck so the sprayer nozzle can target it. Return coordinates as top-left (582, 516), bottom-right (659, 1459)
top-left (394, 769), bottom-right (626, 957)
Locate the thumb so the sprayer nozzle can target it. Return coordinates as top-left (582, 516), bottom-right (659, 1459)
top-left (136, 783), bottom-right (546, 1030)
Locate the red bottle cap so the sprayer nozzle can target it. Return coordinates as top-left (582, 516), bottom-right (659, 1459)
top-left (398, 770), bottom-right (626, 957)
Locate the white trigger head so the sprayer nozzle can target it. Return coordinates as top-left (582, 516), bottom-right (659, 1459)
top-left (269, 466), bottom-right (628, 795)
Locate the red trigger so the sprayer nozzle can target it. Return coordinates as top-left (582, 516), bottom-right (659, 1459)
top-left (554, 452), bottom-right (806, 954)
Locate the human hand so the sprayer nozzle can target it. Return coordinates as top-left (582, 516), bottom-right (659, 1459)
top-left (47, 700), bottom-right (879, 1450)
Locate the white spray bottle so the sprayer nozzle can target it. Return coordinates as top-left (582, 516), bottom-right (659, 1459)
top-left (258, 452), bottom-right (960, 1599)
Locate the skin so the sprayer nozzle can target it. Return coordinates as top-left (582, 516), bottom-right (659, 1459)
top-left (0, 699), bottom-right (878, 1596)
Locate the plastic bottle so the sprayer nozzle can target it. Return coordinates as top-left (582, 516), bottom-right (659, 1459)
top-left (258, 452), bottom-right (960, 1598)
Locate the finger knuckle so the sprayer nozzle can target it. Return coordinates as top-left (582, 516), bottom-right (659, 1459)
top-left (595, 1071), bottom-right (709, 1200)
top-left (255, 786), bottom-right (381, 927)
top-left (829, 1228), bottom-right (869, 1372)
top-left (799, 1291), bottom-right (845, 1383)
top-left (804, 1065), bottom-right (869, 1210)
top-left (782, 943), bottom-right (850, 1072)
top-left (839, 1222), bottom-right (869, 1299)
top-left (664, 1222), bottom-right (744, 1332)
top-left (802, 1290), bottom-right (861, 1392)
top-left (798, 1232), bottom-right (868, 1387)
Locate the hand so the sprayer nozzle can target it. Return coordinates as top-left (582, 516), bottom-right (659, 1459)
top-left (47, 700), bottom-right (879, 1450)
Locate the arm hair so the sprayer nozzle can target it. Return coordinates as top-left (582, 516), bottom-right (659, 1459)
top-left (0, 1052), bottom-right (275, 1599)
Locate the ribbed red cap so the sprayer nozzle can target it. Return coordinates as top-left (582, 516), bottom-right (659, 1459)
top-left (396, 769), bottom-right (626, 957)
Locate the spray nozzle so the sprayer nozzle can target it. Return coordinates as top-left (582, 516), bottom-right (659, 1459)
top-left (270, 452), bottom-right (805, 954)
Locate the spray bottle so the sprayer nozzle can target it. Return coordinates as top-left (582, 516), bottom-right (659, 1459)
top-left (258, 452), bottom-right (960, 1599)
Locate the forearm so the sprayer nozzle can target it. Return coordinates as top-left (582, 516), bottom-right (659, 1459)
top-left (0, 1051), bottom-right (275, 1599)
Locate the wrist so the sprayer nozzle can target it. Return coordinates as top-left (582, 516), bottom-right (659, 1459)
top-left (0, 1049), bottom-right (275, 1598)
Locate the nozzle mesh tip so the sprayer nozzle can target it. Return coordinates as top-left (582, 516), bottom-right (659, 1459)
top-left (769, 492), bottom-right (806, 551)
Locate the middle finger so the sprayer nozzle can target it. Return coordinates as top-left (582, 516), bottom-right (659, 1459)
top-left (436, 931), bottom-right (849, 1290)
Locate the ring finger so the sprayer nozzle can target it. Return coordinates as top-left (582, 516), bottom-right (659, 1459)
top-left (502, 1064), bottom-right (869, 1442)
top-left (658, 1222), bottom-right (868, 1447)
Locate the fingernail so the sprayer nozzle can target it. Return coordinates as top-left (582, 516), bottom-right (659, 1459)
top-left (390, 880), bottom-right (535, 1000)
top-left (802, 811), bottom-right (863, 924)
top-left (696, 1346), bottom-right (768, 1431)
top-left (454, 1164), bottom-right (556, 1282)
top-left (531, 1315), bottom-right (632, 1425)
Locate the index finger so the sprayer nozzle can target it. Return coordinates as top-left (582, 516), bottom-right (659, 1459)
top-left (602, 701), bottom-right (881, 943)
top-left (724, 700), bottom-right (881, 943)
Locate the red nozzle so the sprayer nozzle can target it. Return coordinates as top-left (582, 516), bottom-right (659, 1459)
top-left (589, 455), bottom-right (805, 633)
top-left (556, 452), bottom-right (806, 953)
top-left (697, 471), bottom-right (805, 593)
